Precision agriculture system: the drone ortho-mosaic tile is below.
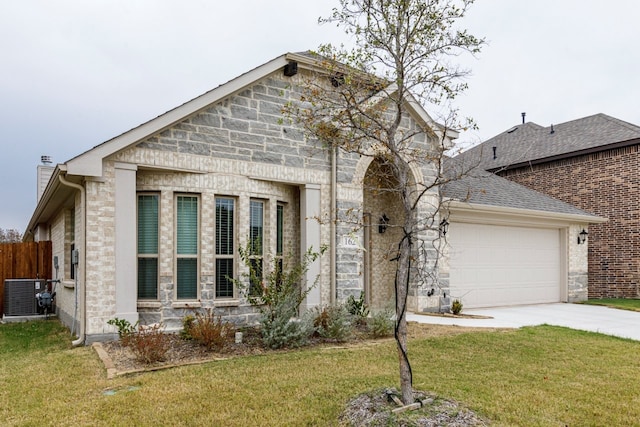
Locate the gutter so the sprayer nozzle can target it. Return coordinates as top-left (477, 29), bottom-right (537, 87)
top-left (58, 173), bottom-right (87, 347)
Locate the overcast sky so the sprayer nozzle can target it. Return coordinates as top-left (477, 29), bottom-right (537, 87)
top-left (1, 1), bottom-right (639, 231)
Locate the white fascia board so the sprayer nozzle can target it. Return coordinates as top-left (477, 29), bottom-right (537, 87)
top-left (447, 200), bottom-right (608, 228)
top-left (66, 54), bottom-right (291, 177)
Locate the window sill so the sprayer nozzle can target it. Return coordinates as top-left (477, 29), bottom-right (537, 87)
top-left (62, 280), bottom-right (75, 289)
top-left (214, 299), bottom-right (241, 307)
top-left (171, 301), bottom-right (202, 309)
top-left (137, 301), bottom-right (162, 309)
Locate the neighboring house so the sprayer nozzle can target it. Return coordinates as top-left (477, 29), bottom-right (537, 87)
top-left (456, 113), bottom-right (640, 299)
top-left (24, 52), bottom-right (603, 343)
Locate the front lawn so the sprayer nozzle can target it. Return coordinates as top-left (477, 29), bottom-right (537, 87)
top-left (582, 298), bottom-right (640, 312)
top-left (2, 320), bottom-right (640, 426)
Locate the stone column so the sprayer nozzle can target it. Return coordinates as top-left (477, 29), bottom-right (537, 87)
top-left (300, 183), bottom-right (322, 310)
top-left (114, 163), bottom-right (139, 324)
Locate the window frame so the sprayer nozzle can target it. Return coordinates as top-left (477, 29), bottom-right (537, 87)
top-left (137, 193), bottom-right (159, 300)
top-left (175, 194), bottom-right (200, 300)
top-left (215, 196), bottom-right (237, 299)
top-left (275, 203), bottom-right (285, 286)
top-left (249, 199), bottom-right (265, 294)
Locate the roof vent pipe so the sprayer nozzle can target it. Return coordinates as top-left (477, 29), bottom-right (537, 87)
top-left (550, 124), bottom-right (555, 134)
top-left (492, 146), bottom-right (497, 160)
top-left (521, 112), bottom-right (526, 124)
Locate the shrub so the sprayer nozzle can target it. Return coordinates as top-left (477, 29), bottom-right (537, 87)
top-left (451, 299), bottom-right (463, 315)
top-left (181, 315), bottom-right (196, 340)
top-left (312, 305), bottom-right (353, 342)
top-left (368, 308), bottom-right (395, 338)
top-left (260, 310), bottom-right (314, 350)
top-left (185, 309), bottom-right (234, 351)
top-left (107, 317), bottom-right (138, 347)
top-left (236, 244), bottom-right (326, 349)
top-left (127, 323), bottom-right (171, 364)
top-left (346, 292), bottom-right (369, 325)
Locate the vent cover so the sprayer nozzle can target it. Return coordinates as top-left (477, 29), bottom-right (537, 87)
top-left (4, 279), bottom-right (43, 316)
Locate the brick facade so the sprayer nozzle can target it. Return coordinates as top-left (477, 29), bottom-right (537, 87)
top-left (498, 144), bottom-right (640, 298)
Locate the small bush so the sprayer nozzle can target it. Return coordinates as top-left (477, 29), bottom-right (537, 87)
top-left (236, 244), bottom-right (326, 349)
top-left (346, 292), bottom-right (369, 325)
top-left (107, 317), bottom-right (138, 347)
top-left (368, 308), bottom-right (395, 338)
top-left (312, 305), bottom-right (353, 342)
top-left (181, 315), bottom-right (196, 340)
top-left (451, 299), bottom-right (463, 315)
top-left (127, 323), bottom-right (171, 364)
top-left (185, 309), bottom-right (234, 351)
top-left (261, 314), bottom-right (313, 350)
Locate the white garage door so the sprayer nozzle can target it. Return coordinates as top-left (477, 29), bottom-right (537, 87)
top-left (448, 223), bottom-right (561, 308)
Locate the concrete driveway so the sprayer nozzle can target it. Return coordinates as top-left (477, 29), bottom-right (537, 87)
top-left (407, 303), bottom-right (640, 341)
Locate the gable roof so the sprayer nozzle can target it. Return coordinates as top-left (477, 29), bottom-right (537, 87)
top-left (442, 158), bottom-right (604, 222)
top-left (64, 51), bottom-right (455, 178)
top-left (457, 113), bottom-right (640, 171)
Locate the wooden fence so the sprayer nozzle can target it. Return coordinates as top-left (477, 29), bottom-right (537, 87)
top-left (0, 241), bottom-right (52, 315)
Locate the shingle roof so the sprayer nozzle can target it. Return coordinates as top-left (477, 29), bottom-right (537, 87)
top-left (442, 158), bottom-right (599, 217)
top-left (457, 113), bottom-right (640, 171)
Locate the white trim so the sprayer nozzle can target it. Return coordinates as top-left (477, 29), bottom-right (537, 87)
top-left (447, 200), bottom-right (607, 227)
top-left (66, 54), bottom-right (291, 177)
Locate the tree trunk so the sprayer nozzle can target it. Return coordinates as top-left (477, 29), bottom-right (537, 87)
top-left (396, 227), bottom-right (413, 405)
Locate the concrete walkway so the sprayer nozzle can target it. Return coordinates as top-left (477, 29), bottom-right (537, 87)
top-left (407, 303), bottom-right (640, 341)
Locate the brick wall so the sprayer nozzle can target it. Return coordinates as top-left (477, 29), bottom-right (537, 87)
top-left (498, 144), bottom-right (640, 298)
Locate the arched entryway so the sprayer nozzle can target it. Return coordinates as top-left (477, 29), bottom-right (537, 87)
top-left (362, 158), bottom-right (407, 311)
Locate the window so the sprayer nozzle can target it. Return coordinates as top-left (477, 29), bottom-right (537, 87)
top-left (249, 200), bottom-right (264, 293)
top-left (276, 204), bottom-right (284, 285)
top-left (215, 197), bottom-right (235, 298)
top-left (66, 208), bottom-right (76, 281)
top-left (137, 194), bottom-right (159, 299)
top-left (176, 195), bottom-right (199, 299)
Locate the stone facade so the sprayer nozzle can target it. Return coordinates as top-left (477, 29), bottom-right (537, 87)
top-left (499, 144), bottom-right (640, 298)
top-left (41, 66), bottom-right (443, 342)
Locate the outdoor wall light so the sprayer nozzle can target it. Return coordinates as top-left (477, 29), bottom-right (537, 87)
top-left (439, 218), bottom-right (450, 236)
top-left (378, 214), bottom-right (390, 234)
top-left (577, 228), bottom-right (588, 245)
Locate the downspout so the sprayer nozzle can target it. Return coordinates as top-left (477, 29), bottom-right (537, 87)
top-left (330, 146), bottom-right (337, 304)
top-left (58, 173), bottom-right (86, 347)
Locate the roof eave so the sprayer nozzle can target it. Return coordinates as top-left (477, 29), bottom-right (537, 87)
top-left (446, 200), bottom-right (608, 226)
top-left (488, 136), bottom-right (640, 172)
top-left (66, 53), bottom-right (293, 177)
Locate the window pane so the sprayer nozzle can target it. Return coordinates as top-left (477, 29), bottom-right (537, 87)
top-left (138, 195), bottom-right (158, 254)
top-left (276, 204), bottom-right (284, 256)
top-left (250, 200), bottom-right (263, 255)
top-left (216, 258), bottom-right (234, 298)
top-left (138, 258), bottom-right (158, 299)
top-left (177, 196), bottom-right (198, 255)
top-left (177, 258), bottom-right (198, 299)
top-left (216, 198), bottom-right (234, 255)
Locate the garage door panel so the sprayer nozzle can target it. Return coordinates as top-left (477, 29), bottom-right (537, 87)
top-left (449, 223), bottom-right (561, 308)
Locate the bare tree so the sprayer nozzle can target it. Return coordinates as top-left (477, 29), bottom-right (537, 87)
top-left (288, 0), bottom-right (484, 405)
top-left (0, 228), bottom-right (22, 243)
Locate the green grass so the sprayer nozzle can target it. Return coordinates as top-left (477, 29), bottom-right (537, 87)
top-left (582, 298), bottom-right (640, 312)
top-left (2, 320), bottom-right (640, 426)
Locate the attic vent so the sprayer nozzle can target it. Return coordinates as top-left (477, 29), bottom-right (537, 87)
top-left (507, 126), bottom-right (518, 134)
top-left (330, 73), bottom-right (345, 87)
top-left (283, 61), bottom-right (298, 77)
